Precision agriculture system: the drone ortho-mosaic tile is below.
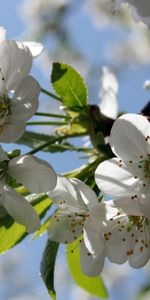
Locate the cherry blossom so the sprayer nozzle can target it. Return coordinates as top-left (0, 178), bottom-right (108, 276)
top-left (84, 201), bottom-right (150, 270)
top-left (95, 113), bottom-right (150, 219)
top-left (0, 146), bottom-right (57, 232)
top-left (47, 176), bottom-right (104, 276)
top-left (0, 39), bottom-right (40, 142)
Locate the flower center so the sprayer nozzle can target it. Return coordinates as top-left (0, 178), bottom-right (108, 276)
top-left (0, 96), bottom-right (11, 125)
top-left (128, 215), bottom-right (145, 229)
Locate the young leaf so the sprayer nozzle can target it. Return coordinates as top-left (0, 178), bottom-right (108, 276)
top-left (40, 240), bottom-right (59, 300)
top-left (66, 239), bottom-right (108, 298)
top-left (0, 195), bottom-right (52, 254)
top-left (51, 63), bottom-right (88, 109)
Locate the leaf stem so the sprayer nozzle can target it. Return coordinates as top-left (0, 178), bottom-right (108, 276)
top-left (41, 88), bottom-right (62, 101)
top-left (27, 121), bottom-right (68, 126)
top-left (35, 112), bottom-right (70, 119)
top-left (26, 136), bottom-right (65, 155)
top-left (26, 133), bottom-right (88, 155)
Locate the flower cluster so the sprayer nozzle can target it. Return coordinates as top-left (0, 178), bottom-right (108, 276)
top-left (0, 27), bottom-right (57, 232)
top-left (1, 17), bottom-right (150, 287)
top-left (48, 113), bottom-right (150, 277)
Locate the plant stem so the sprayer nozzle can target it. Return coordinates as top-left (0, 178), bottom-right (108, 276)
top-left (35, 112), bottom-right (70, 119)
top-left (26, 136), bottom-right (65, 155)
top-left (27, 121), bottom-right (67, 126)
top-left (41, 88), bottom-right (62, 101)
top-left (26, 133), bottom-right (87, 155)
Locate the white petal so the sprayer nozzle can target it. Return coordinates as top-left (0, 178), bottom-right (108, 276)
top-left (80, 240), bottom-right (105, 276)
top-left (72, 179), bottom-right (98, 210)
top-left (17, 41), bottom-right (44, 57)
top-left (95, 158), bottom-right (142, 197)
top-left (113, 197), bottom-right (143, 216)
top-left (1, 40), bottom-right (32, 91)
top-left (110, 114), bottom-right (150, 161)
top-left (48, 176), bottom-right (87, 211)
top-left (105, 226), bottom-right (129, 264)
top-left (1, 185), bottom-right (40, 233)
top-left (0, 26), bottom-right (6, 43)
top-left (8, 155), bottom-right (57, 193)
top-left (129, 229), bottom-right (150, 268)
top-left (83, 217), bottom-right (104, 256)
top-left (48, 213), bottom-right (82, 243)
top-left (11, 75), bottom-right (40, 121)
top-left (0, 119), bottom-right (26, 143)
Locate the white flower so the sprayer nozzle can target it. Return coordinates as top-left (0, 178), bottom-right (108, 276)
top-left (0, 39), bottom-right (40, 142)
top-left (99, 66), bottom-right (119, 119)
top-left (47, 176), bottom-right (104, 276)
top-left (95, 113), bottom-right (150, 219)
top-left (124, 0), bottom-right (150, 27)
top-left (0, 146), bottom-right (57, 233)
top-left (110, 0), bottom-right (150, 27)
top-left (0, 26), bottom-right (43, 57)
top-left (84, 200), bottom-right (150, 269)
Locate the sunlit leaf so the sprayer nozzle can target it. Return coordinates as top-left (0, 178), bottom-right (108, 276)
top-left (66, 238), bottom-right (108, 298)
top-left (40, 240), bottom-right (59, 300)
top-left (51, 62), bottom-right (88, 109)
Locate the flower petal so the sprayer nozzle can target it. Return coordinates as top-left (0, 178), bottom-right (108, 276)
top-left (48, 176), bottom-right (87, 211)
top-left (112, 197), bottom-right (144, 216)
top-left (8, 155), bottom-right (57, 193)
top-left (83, 217), bottom-right (104, 256)
top-left (17, 41), bottom-right (44, 57)
top-left (72, 179), bottom-right (98, 210)
top-left (95, 158), bottom-right (142, 197)
top-left (0, 119), bottom-right (26, 143)
top-left (1, 185), bottom-right (40, 233)
top-left (80, 240), bottom-right (105, 276)
top-left (110, 114), bottom-right (150, 161)
top-left (48, 212), bottom-right (82, 244)
top-left (129, 229), bottom-right (150, 268)
top-left (105, 226), bottom-right (129, 264)
top-left (11, 75), bottom-right (40, 121)
top-left (1, 40), bottom-right (32, 91)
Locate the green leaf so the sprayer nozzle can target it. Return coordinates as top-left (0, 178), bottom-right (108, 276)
top-left (40, 240), bottom-right (59, 299)
top-left (51, 63), bottom-right (88, 109)
top-left (0, 195), bottom-right (52, 254)
top-left (66, 239), bottom-right (108, 298)
top-left (16, 131), bottom-right (74, 153)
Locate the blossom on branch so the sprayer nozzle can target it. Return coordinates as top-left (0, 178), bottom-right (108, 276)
top-left (0, 38), bottom-right (40, 142)
top-left (95, 113), bottom-right (150, 219)
top-left (0, 146), bottom-right (57, 232)
top-left (84, 201), bottom-right (150, 269)
top-left (47, 176), bottom-right (104, 276)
